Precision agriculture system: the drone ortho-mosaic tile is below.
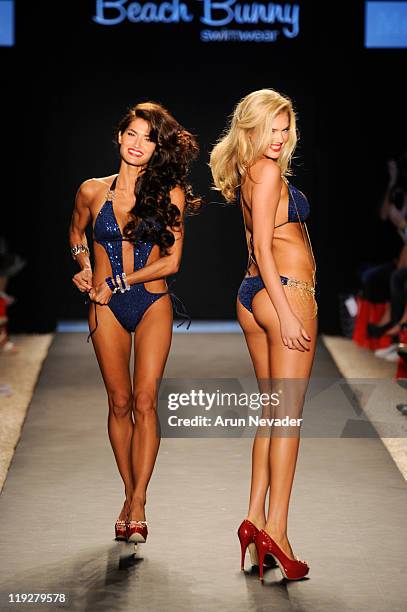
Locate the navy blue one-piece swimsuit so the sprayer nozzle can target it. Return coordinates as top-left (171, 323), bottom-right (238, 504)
top-left (87, 176), bottom-right (190, 340)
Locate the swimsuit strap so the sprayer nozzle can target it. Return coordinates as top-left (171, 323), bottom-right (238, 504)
top-left (86, 300), bottom-right (99, 343)
top-left (165, 278), bottom-right (192, 329)
top-left (170, 292), bottom-right (192, 329)
top-left (274, 220), bottom-right (289, 229)
top-left (238, 184), bottom-right (256, 275)
top-left (105, 175), bottom-right (118, 202)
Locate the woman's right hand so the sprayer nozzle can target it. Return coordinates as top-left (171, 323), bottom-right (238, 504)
top-left (89, 281), bottom-right (113, 305)
top-left (72, 268), bottom-right (93, 293)
top-left (280, 313), bottom-right (311, 351)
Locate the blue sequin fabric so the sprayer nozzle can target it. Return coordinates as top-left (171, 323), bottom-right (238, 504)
top-left (238, 276), bottom-right (265, 313)
top-left (91, 177), bottom-right (189, 333)
top-left (238, 275), bottom-right (315, 314)
top-left (286, 183), bottom-right (309, 224)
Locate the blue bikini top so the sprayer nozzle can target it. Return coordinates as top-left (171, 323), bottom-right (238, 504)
top-left (93, 177), bottom-right (125, 244)
top-left (236, 181), bottom-right (310, 226)
top-left (279, 183), bottom-right (309, 226)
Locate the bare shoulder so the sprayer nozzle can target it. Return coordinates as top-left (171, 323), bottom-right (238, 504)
top-left (77, 178), bottom-right (98, 199)
top-left (94, 174), bottom-right (118, 187)
top-left (250, 158), bottom-right (282, 185)
top-left (77, 175), bottom-right (117, 203)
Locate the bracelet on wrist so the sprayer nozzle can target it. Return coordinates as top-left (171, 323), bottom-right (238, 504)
top-left (115, 274), bottom-right (125, 294)
top-left (105, 276), bottom-right (119, 293)
top-left (106, 273), bottom-right (131, 294)
top-left (122, 272), bottom-right (131, 291)
top-left (71, 244), bottom-right (90, 259)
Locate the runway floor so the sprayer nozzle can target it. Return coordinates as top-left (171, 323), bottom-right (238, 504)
top-left (0, 332), bottom-right (406, 612)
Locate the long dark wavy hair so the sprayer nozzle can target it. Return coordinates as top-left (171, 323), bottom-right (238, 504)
top-left (115, 101), bottom-right (202, 254)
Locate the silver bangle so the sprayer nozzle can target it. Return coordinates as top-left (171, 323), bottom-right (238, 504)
top-left (113, 273), bottom-right (131, 293)
top-left (71, 244), bottom-right (90, 259)
top-left (121, 272), bottom-right (131, 291)
top-left (116, 274), bottom-right (126, 294)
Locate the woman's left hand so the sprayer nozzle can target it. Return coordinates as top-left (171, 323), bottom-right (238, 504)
top-left (89, 281), bottom-right (113, 305)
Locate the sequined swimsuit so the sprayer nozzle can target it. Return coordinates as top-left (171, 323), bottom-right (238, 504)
top-left (237, 182), bottom-right (317, 314)
top-left (88, 176), bottom-right (189, 339)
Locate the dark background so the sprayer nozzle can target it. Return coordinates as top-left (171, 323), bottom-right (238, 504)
top-left (2, 0), bottom-right (406, 333)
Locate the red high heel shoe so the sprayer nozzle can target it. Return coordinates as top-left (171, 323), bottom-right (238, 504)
top-left (114, 519), bottom-right (128, 541)
top-left (237, 520), bottom-right (278, 570)
top-left (238, 519), bottom-right (260, 570)
top-left (255, 529), bottom-right (309, 581)
top-left (127, 520), bottom-right (148, 543)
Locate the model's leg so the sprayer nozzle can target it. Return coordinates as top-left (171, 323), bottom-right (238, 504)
top-left (89, 303), bottom-right (133, 519)
top-left (252, 288), bottom-right (317, 560)
top-left (237, 296), bottom-right (271, 529)
top-left (129, 294), bottom-right (173, 521)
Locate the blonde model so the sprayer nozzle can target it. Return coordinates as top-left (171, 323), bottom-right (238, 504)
top-left (210, 89), bottom-right (317, 581)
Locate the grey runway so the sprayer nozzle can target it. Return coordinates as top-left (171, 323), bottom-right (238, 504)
top-left (0, 333), bottom-right (406, 612)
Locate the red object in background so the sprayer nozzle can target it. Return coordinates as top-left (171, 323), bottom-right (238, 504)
top-left (0, 296), bottom-right (7, 320)
top-left (352, 297), bottom-right (392, 350)
top-left (396, 357), bottom-right (407, 379)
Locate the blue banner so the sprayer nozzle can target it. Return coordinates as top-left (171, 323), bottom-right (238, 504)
top-left (365, 1), bottom-right (407, 48)
top-left (0, 0), bottom-right (14, 47)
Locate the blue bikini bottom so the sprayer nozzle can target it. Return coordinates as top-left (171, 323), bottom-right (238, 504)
top-left (238, 275), bottom-right (317, 317)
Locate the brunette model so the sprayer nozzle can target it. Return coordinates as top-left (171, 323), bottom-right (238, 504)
top-left (69, 102), bottom-right (200, 546)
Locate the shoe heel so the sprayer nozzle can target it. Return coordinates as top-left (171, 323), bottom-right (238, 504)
top-left (256, 544), bottom-right (266, 581)
top-left (114, 520), bottom-right (127, 541)
top-left (238, 519), bottom-right (259, 571)
top-left (238, 534), bottom-right (249, 570)
top-left (248, 542), bottom-right (259, 566)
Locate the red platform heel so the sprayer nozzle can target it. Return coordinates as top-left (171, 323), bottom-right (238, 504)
top-left (255, 530), bottom-right (309, 581)
top-left (127, 520), bottom-right (148, 543)
top-left (114, 519), bottom-right (128, 541)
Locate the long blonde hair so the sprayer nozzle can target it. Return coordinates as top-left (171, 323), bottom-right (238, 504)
top-left (209, 89), bottom-right (298, 202)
